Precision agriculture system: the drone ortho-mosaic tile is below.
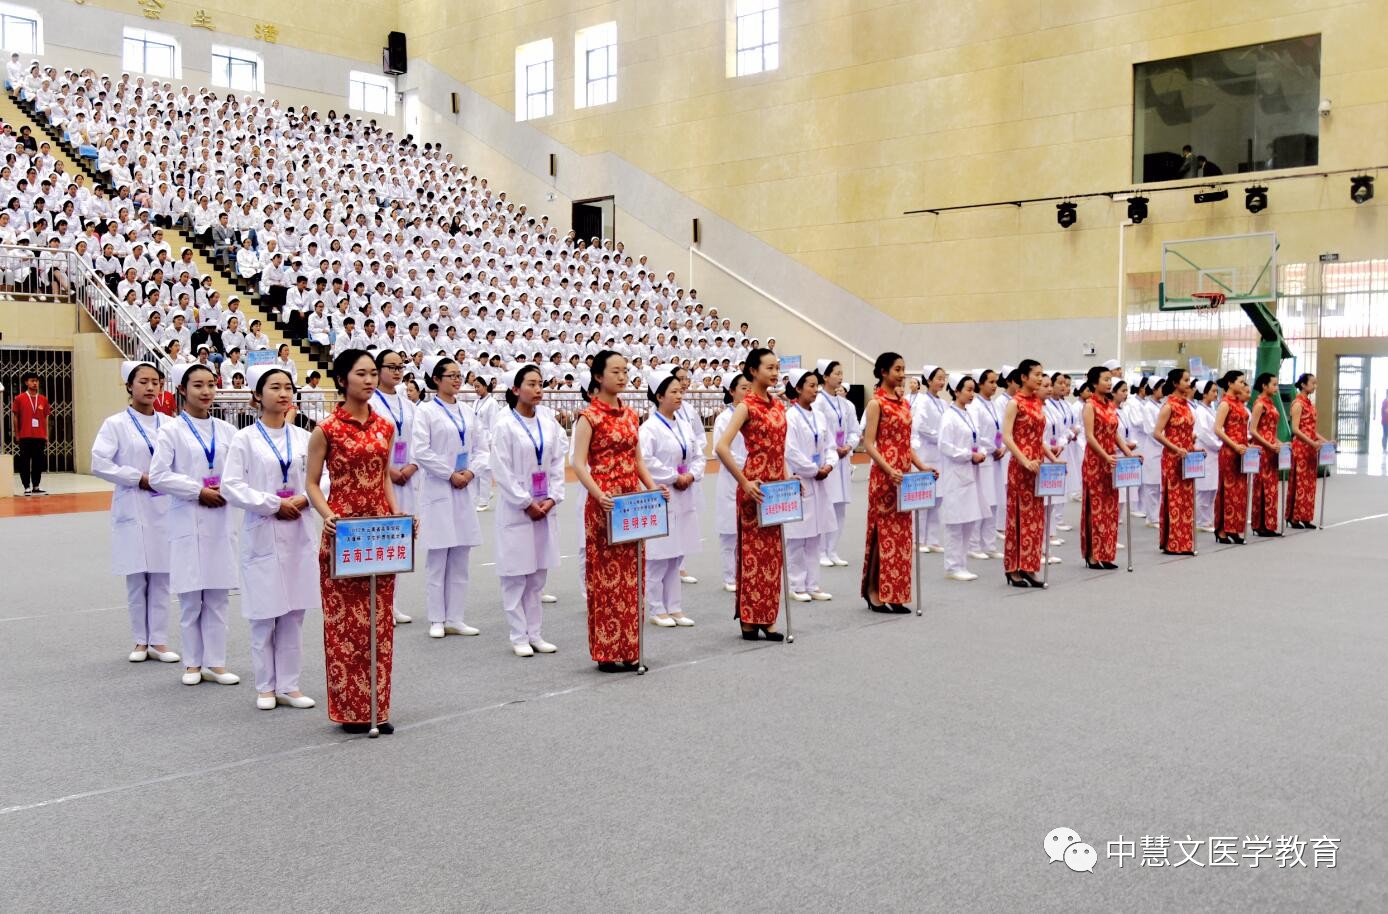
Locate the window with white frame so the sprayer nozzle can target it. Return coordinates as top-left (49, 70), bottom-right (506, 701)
top-left (514, 38), bottom-right (554, 122)
top-left (574, 22), bottom-right (617, 109)
top-left (0, 3), bottom-right (41, 56)
top-left (348, 70), bottom-right (395, 115)
top-left (733, 0), bottom-right (779, 77)
top-left (211, 45), bottom-right (264, 93)
top-left (122, 27), bottom-right (181, 79)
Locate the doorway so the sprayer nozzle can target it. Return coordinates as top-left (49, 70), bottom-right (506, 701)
top-left (402, 89), bottom-right (421, 139)
top-left (1336, 355), bottom-right (1388, 459)
top-left (572, 196), bottom-right (615, 245)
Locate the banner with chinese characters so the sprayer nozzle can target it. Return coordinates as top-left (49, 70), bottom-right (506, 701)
top-left (608, 490), bottom-right (669, 544)
top-left (332, 515), bottom-right (415, 579)
top-left (1182, 450), bottom-right (1206, 480)
top-left (757, 479), bottom-right (803, 527)
top-left (1034, 462), bottom-right (1067, 498)
top-left (897, 471), bottom-right (937, 511)
top-left (1113, 456), bottom-right (1142, 489)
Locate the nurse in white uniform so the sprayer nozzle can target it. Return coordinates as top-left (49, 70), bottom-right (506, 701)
top-left (911, 365), bottom-right (948, 552)
top-left (992, 366), bottom-right (1018, 537)
top-left (369, 349), bottom-right (419, 624)
top-left (1043, 373), bottom-right (1079, 536)
top-left (670, 365), bottom-right (702, 585)
top-left (413, 356), bottom-right (488, 639)
top-left (221, 364), bottom-right (318, 710)
top-left (966, 368), bottom-right (1004, 559)
top-left (91, 361), bottom-right (179, 664)
top-left (1192, 379), bottom-right (1220, 531)
top-left (783, 368), bottom-right (838, 601)
top-left (470, 373), bottom-right (500, 511)
top-left (812, 359), bottom-right (859, 567)
top-left (149, 363), bottom-right (241, 687)
top-left (639, 369), bottom-right (704, 626)
top-left (938, 374), bottom-right (989, 581)
top-left (711, 375), bottom-right (750, 592)
top-left (490, 365), bottom-right (565, 656)
top-left (1138, 378), bottom-right (1165, 523)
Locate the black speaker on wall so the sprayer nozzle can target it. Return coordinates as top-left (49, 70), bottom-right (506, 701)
top-left (384, 31), bottom-right (407, 76)
top-left (450, 92), bottom-right (459, 114)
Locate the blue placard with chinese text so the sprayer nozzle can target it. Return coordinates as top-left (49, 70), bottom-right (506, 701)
top-left (608, 490), bottom-right (669, 544)
top-left (758, 479), bottom-right (804, 527)
top-left (1278, 444), bottom-right (1292, 471)
top-left (1034, 462), bottom-right (1067, 498)
top-left (1318, 442), bottom-right (1336, 467)
top-left (1182, 450), bottom-right (1206, 480)
top-left (332, 515), bottom-right (416, 579)
top-left (1113, 456), bottom-right (1142, 489)
top-left (897, 471), bottom-right (937, 511)
top-left (1242, 447), bottom-right (1261, 474)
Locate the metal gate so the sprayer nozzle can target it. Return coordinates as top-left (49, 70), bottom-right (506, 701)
top-left (1335, 355), bottom-right (1367, 454)
top-left (0, 348), bottom-right (75, 472)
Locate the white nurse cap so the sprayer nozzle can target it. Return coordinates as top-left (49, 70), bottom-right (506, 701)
top-left (121, 360), bottom-right (157, 384)
top-left (815, 359), bottom-right (832, 375)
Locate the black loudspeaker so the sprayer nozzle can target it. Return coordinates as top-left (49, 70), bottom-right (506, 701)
top-left (450, 92), bottom-right (458, 114)
top-left (691, 217), bottom-right (701, 245)
top-left (385, 31), bottom-right (407, 75)
top-left (549, 154), bottom-right (557, 177)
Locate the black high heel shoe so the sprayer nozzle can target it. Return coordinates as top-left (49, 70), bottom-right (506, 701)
top-left (741, 627), bottom-right (760, 640)
top-left (1215, 534), bottom-right (1234, 545)
top-left (761, 627), bottom-right (785, 642)
top-left (867, 600), bottom-right (893, 613)
top-left (1020, 572), bottom-right (1045, 588)
top-left (1085, 561), bottom-right (1105, 570)
top-left (1101, 562), bottom-right (1119, 570)
top-left (1233, 534), bottom-right (1246, 545)
top-left (1005, 572), bottom-right (1029, 588)
top-left (597, 661), bottom-right (624, 673)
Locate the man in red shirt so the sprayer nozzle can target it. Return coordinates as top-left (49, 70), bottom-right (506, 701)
top-left (11, 371), bottom-right (50, 495)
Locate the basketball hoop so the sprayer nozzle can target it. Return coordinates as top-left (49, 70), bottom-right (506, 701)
top-left (1191, 291), bottom-right (1225, 320)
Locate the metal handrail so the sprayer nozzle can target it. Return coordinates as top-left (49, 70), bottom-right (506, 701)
top-left (0, 243), bottom-right (170, 371)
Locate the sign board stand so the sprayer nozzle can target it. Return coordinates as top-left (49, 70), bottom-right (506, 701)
top-left (1318, 442), bottom-right (1336, 530)
top-left (331, 515), bottom-right (417, 739)
top-left (1242, 446), bottom-right (1260, 535)
top-left (1113, 456), bottom-right (1142, 572)
top-left (898, 471), bottom-right (937, 615)
top-left (1034, 463), bottom-right (1067, 588)
top-left (609, 490), bottom-right (671, 673)
top-left (1277, 444), bottom-right (1290, 536)
top-left (758, 479), bottom-right (804, 643)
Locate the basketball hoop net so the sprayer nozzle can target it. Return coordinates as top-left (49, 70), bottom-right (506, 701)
top-left (1190, 291), bottom-right (1226, 311)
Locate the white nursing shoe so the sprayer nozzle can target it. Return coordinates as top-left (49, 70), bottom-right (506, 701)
top-left (540, 594), bottom-right (558, 604)
top-left (181, 670), bottom-right (201, 686)
top-left (530, 640), bottom-right (558, 652)
top-left (443, 621), bottom-right (480, 636)
top-left (809, 590), bottom-right (833, 601)
top-left (429, 623), bottom-right (445, 638)
top-left (146, 646), bottom-right (181, 662)
top-left (276, 693), bottom-right (316, 709)
top-left (201, 669), bottom-right (240, 685)
top-left (256, 694), bottom-right (277, 711)
top-left (512, 643), bottom-right (535, 657)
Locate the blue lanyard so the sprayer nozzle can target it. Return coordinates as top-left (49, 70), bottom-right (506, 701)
top-left (180, 413), bottom-right (216, 470)
top-left (951, 405), bottom-right (977, 443)
top-left (255, 420), bottom-right (293, 485)
top-left (794, 403), bottom-right (819, 448)
top-left (126, 408), bottom-right (160, 454)
top-left (981, 397), bottom-right (1000, 432)
top-left (655, 412), bottom-right (687, 462)
top-left (511, 408), bottom-right (544, 465)
top-left (374, 389), bottom-right (404, 434)
top-left (826, 394), bottom-right (843, 426)
top-left (928, 394), bottom-right (945, 414)
top-left (434, 398), bottom-right (467, 449)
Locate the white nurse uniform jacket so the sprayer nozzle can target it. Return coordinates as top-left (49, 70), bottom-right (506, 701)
top-left (938, 405), bottom-right (989, 525)
top-left (149, 414), bottom-right (240, 594)
top-left (491, 408), bottom-right (567, 577)
top-left (783, 402), bottom-right (838, 541)
top-left (639, 411), bottom-right (705, 561)
top-left (370, 387), bottom-right (420, 514)
top-left (222, 422), bottom-right (320, 618)
top-left (712, 405), bottom-right (747, 539)
top-left (90, 409), bottom-right (171, 576)
top-left (411, 397), bottom-right (489, 551)
top-left (812, 392), bottom-right (860, 507)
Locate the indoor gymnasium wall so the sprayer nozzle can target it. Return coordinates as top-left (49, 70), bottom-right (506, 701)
top-left (398, 0), bottom-right (1387, 367)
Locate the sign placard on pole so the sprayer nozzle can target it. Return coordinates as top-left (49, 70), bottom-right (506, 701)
top-left (331, 515), bottom-right (416, 739)
top-left (1278, 443), bottom-right (1292, 471)
top-left (897, 471), bottom-right (937, 512)
top-left (1241, 448), bottom-right (1261, 475)
top-left (1113, 456), bottom-right (1142, 489)
top-left (1182, 450), bottom-right (1206, 480)
top-left (758, 480), bottom-right (804, 527)
top-left (608, 490), bottom-right (669, 545)
top-left (1034, 462), bottom-right (1067, 498)
top-left (1318, 443), bottom-right (1336, 467)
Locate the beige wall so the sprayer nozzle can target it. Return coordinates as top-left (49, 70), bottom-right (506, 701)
top-left (400, 0), bottom-right (1387, 332)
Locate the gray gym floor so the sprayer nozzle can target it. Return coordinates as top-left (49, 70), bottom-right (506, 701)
top-left (1, 471), bottom-right (1385, 913)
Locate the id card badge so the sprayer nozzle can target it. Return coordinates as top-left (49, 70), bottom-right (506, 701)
top-left (31, 418), bottom-right (39, 428)
top-left (811, 452), bottom-right (821, 466)
top-left (276, 487), bottom-right (295, 499)
top-left (530, 471), bottom-right (549, 500)
top-left (995, 432), bottom-right (1004, 449)
top-left (202, 475), bottom-right (221, 487)
top-left (392, 439), bottom-right (407, 465)
top-left (835, 430), bottom-right (847, 448)
top-left (677, 463), bottom-right (689, 476)
top-left (454, 452), bottom-right (470, 472)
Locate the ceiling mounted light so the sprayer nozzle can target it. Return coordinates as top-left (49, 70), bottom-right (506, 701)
top-left (1244, 186), bottom-right (1268, 214)
top-left (1056, 201), bottom-right (1077, 229)
top-left (1126, 196), bottom-right (1149, 224)
top-left (1350, 175), bottom-right (1374, 205)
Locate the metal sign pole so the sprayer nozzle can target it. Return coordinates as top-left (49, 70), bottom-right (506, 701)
top-left (1041, 495), bottom-right (1051, 588)
top-left (1125, 487), bottom-right (1133, 572)
top-left (368, 574), bottom-right (379, 739)
top-left (914, 509), bottom-right (923, 616)
top-left (1190, 475), bottom-right (1199, 556)
top-left (780, 525), bottom-right (794, 643)
top-left (636, 539), bottom-right (647, 674)
top-left (1278, 465), bottom-right (1286, 536)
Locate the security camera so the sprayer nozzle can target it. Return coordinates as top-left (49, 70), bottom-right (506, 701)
top-left (1319, 98), bottom-right (1332, 117)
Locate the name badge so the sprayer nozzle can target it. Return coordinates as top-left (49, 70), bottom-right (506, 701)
top-left (392, 439), bottom-right (407, 464)
top-left (31, 418), bottom-right (39, 427)
top-left (530, 471), bottom-right (549, 500)
top-left (676, 463), bottom-right (689, 476)
top-left (276, 487), bottom-right (295, 499)
top-left (811, 452), bottom-right (821, 466)
top-left (835, 430), bottom-right (846, 447)
top-left (454, 452), bottom-right (469, 472)
top-left (202, 475), bottom-right (221, 487)
top-left (995, 432), bottom-right (1004, 449)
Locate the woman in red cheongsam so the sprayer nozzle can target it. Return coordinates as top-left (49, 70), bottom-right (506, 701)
top-left (715, 348), bottom-right (790, 640)
top-left (1080, 365), bottom-right (1135, 569)
top-left (572, 350), bottom-right (666, 672)
top-left (1248, 372), bottom-right (1283, 537)
top-left (1213, 370), bottom-right (1252, 545)
top-left (860, 352), bottom-right (934, 612)
top-left (307, 350), bottom-right (404, 734)
top-left (1002, 360), bottom-right (1058, 587)
top-left (1152, 368), bottom-right (1197, 555)
top-left (1286, 373), bottom-right (1331, 529)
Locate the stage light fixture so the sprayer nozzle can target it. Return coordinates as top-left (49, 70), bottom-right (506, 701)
top-left (1350, 175), bottom-right (1374, 205)
top-left (1244, 186), bottom-right (1268, 214)
top-left (1056, 201), bottom-right (1077, 228)
top-left (1126, 196), bottom-right (1148, 223)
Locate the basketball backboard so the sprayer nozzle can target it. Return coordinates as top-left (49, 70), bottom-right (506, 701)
top-left (1159, 232), bottom-right (1278, 311)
